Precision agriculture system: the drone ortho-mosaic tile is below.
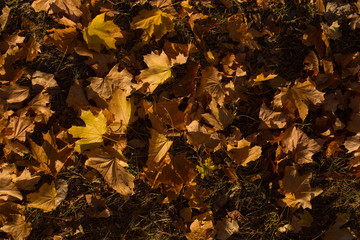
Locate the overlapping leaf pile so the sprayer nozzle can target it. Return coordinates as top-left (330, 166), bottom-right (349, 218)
top-left (0, 0), bottom-right (360, 239)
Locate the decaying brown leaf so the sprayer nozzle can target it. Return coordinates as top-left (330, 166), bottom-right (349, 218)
top-left (272, 79), bottom-right (325, 121)
top-left (279, 125), bottom-right (322, 165)
top-left (278, 166), bottom-right (322, 209)
top-left (85, 146), bottom-right (135, 198)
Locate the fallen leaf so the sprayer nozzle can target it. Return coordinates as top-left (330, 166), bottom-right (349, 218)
top-left (227, 139), bottom-right (262, 166)
top-left (30, 130), bottom-right (74, 177)
top-left (215, 217), bottom-right (239, 240)
top-left (131, 8), bottom-right (174, 42)
top-left (108, 88), bottom-right (136, 133)
top-left (324, 213), bottom-right (356, 240)
top-left (74, 46), bottom-right (116, 77)
top-left (27, 180), bottom-right (68, 212)
top-left (85, 194), bottom-right (111, 218)
top-left (279, 125), bottom-right (322, 165)
top-left (0, 163), bottom-right (23, 202)
top-left (1, 214), bottom-right (32, 240)
top-left (85, 146), bottom-right (135, 197)
top-left (12, 168), bottom-right (41, 191)
top-left (44, 27), bottom-right (78, 54)
top-left (272, 79), bottom-right (325, 121)
top-left (201, 99), bottom-right (234, 131)
top-left (31, 0), bottom-right (82, 21)
top-left (83, 13), bottom-right (124, 52)
top-left (6, 116), bottom-right (34, 142)
top-left (278, 165), bottom-right (322, 209)
top-left (196, 66), bottom-right (225, 106)
top-left (147, 128), bottom-right (173, 170)
top-left (68, 110), bottom-right (108, 153)
top-left (0, 6), bottom-right (11, 32)
top-left (139, 51), bottom-right (172, 93)
top-left (259, 103), bottom-right (288, 129)
top-left (185, 210), bottom-right (215, 240)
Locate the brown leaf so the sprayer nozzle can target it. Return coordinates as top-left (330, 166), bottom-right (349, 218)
top-left (155, 98), bottom-right (187, 131)
top-left (27, 179), bottom-right (68, 212)
top-left (6, 116), bottom-right (34, 142)
top-left (186, 120), bottom-right (221, 151)
top-left (85, 146), bottom-right (135, 197)
top-left (31, 0), bottom-right (82, 21)
top-left (227, 139), bottom-right (262, 166)
top-left (202, 99), bottom-right (234, 131)
top-left (184, 183), bottom-right (211, 211)
top-left (74, 46), bottom-right (116, 77)
top-left (30, 130), bottom-right (74, 177)
top-left (12, 168), bottom-right (41, 191)
top-left (302, 24), bottom-right (329, 57)
top-left (185, 210), bottom-right (215, 240)
top-left (0, 6), bottom-right (11, 32)
top-left (227, 13), bottom-right (261, 50)
top-left (215, 217), bottom-right (240, 240)
top-left (147, 129), bottom-right (173, 170)
top-left (1, 214), bottom-right (32, 240)
top-left (85, 194), bottom-right (111, 218)
top-left (0, 163), bottom-right (23, 202)
top-left (143, 153), bottom-right (197, 203)
top-left (258, 102), bottom-right (288, 129)
top-left (0, 82), bottom-right (29, 105)
top-left (31, 71), bottom-right (59, 93)
top-left (324, 213), bottom-right (356, 240)
top-left (44, 27), bottom-right (79, 54)
top-left (278, 166), bottom-right (322, 209)
top-left (279, 126), bottom-right (322, 165)
top-left (272, 79), bottom-right (325, 121)
top-left (196, 66), bottom-right (225, 106)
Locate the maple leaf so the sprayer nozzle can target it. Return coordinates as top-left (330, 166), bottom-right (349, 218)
top-left (196, 66), bottom-right (226, 106)
top-left (12, 168), bottom-right (41, 191)
top-left (85, 194), bottom-right (111, 218)
top-left (1, 214), bottom-right (32, 240)
top-left (74, 46), bottom-right (116, 76)
top-left (279, 126), bottom-right (322, 165)
top-left (0, 163), bottom-right (23, 202)
top-left (108, 88), bottom-right (136, 133)
top-left (68, 110), bottom-right (108, 153)
top-left (31, 0), bottom-right (82, 21)
top-left (323, 213), bottom-right (356, 240)
top-left (259, 103), bottom-right (288, 129)
top-left (278, 166), bottom-right (322, 209)
top-left (139, 51), bottom-right (172, 93)
top-left (272, 79), bottom-right (325, 121)
top-left (7, 117), bottom-right (33, 143)
top-left (30, 130), bottom-right (74, 177)
top-left (147, 128), bottom-right (173, 170)
top-left (27, 180), bottom-right (68, 212)
top-left (83, 13), bottom-right (124, 52)
top-left (227, 139), bottom-right (262, 167)
top-left (131, 8), bottom-right (174, 42)
top-left (201, 99), bottom-right (234, 131)
top-left (186, 120), bottom-right (221, 151)
top-left (143, 153), bottom-right (197, 203)
top-left (85, 146), bottom-right (135, 198)
top-left (44, 27), bottom-right (78, 54)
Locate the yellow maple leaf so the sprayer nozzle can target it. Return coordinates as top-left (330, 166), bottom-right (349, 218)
top-left (139, 51), bottom-right (172, 93)
top-left (68, 110), bottom-right (108, 153)
top-left (131, 8), bottom-right (174, 42)
top-left (83, 13), bottom-right (123, 52)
